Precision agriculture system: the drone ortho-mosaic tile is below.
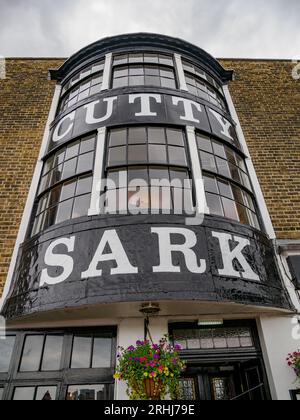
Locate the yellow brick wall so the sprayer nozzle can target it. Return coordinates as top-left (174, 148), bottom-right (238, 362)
top-left (0, 58), bottom-right (299, 298)
top-left (0, 59), bottom-right (63, 295)
top-left (221, 59), bottom-right (300, 240)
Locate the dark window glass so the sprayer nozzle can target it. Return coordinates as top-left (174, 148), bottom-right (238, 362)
top-left (66, 384), bottom-right (106, 401)
top-left (204, 175), bottom-right (219, 194)
top-left (167, 129), bottom-right (184, 146)
top-left (200, 151), bottom-right (217, 172)
top-left (36, 387), bottom-right (57, 401)
top-left (71, 336), bottom-right (92, 369)
top-left (128, 145), bottom-right (147, 163)
top-left (148, 127), bottom-right (166, 144)
top-left (41, 336), bottom-right (63, 371)
top-left (108, 147), bottom-right (127, 165)
top-left (222, 197), bottom-right (239, 221)
top-left (20, 335), bottom-right (44, 372)
top-left (0, 336), bottom-right (15, 373)
top-left (92, 338), bottom-right (112, 368)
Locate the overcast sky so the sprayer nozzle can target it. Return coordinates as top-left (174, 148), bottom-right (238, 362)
top-left (0, 0), bottom-right (299, 59)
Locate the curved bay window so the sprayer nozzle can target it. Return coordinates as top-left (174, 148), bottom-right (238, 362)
top-left (197, 133), bottom-right (260, 229)
top-left (112, 52), bottom-right (176, 89)
top-left (31, 134), bottom-right (96, 236)
top-left (104, 126), bottom-right (194, 214)
top-left (59, 59), bottom-right (105, 113)
top-left (182, 59), bottom-right (227, 111)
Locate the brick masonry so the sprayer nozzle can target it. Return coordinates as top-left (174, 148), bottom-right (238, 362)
top-left (0, 58), bottom-right (299, 296)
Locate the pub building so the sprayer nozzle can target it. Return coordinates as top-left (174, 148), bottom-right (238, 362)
top-left (0, 33), bottom-right (299, 401)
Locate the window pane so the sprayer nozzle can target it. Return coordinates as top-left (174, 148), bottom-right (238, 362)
top-left (150, 167), bottom-right (169, 182)
top-left (216, 157), bottom-right (231, 177)
top-left (13, 387), bottom-right (35, 401)
top-left (72, 194), bottom-right (91, 218)
top-left (129, 76), bottom-right (144, 86)
top-left (160, 68), bottom-right (174, 78)
top-left (145, 75), bottom-right (160, 86)
top-left (0, 388), bottom-right (3, 400)
top-left (113, 77), bottom-right (128, 88)
top-left (77, 151), bottom-right (94, 173)
top-left (197, 136), bottom-right (213, 153)
top-left (236, 203), bottom-right (249, 225)
top-left (206, 193), bottom-right (224, 216)
top-left (128, 127), bottom-right (147, 144)
top-left (66, 141), bottom-right (80, 161)
top-left (203, 175), bottom-right (219, 194)
top-left (90, 84), bottom-right (102, 96)
top-left (36, 387), bottom-right (57, 401)
top-left (66, 384), bottom-right (106, 401)
top-left (71, 336), bottom-right (92, 368)
top-left (78, 90), bottom-right (90, 101)
top-left (20, 335), bottom-right (44, 372)
top-left (148, 145), bottom-right (167, 163)
top-left (159, 55), bottom-right (173, 66)
top-left (218, 180), bottom-right (233, 199)
top-left (41, 336), bottom-right (63, 371)
top-left (128, 145), bottom-right (147, 163)
top-left (129, 66), bottom-right (144, 76)
top-left (56, 199), bottom-right (73, 224)
top-left (222, 198), bottom-right (239, 221)
top-left (128, 53), bottom-right (143, 63)
top-left (169, 146), bottom-right (187, 166)
top-left (128, 167), bottom-right (148, 183)
top-left (212, 142), bottom-right (226, 158)
top-left (0, 336), bottom-right (15, 372)
top-left (148, 127), bottom-right (166, 144)
top-left (54, 150), bottom-right (65, 167)
top-left (62, 158), bottom-right (77, 179)
top-left (76, 175), bottom-right (93, 196)
top-left (49, 185), bottom-right (61, 207)
top-left (200, 151), bottom-right (216, 172)
top-left (144, 54), bottom-right (159, 63)
top-left (51, 164), bottom-right (63, 185)
top-left (167, 129), bottom-right (184, 146)
top-left (108, 146), bottom-right (127, 165)
top-left (161, 78), bottom-right (176, 89)
top-left (92, 338), bottom-right (112, 368)
top-left (109, 129), bottom-right (127, 147)
top-left (60, 179), bottom-right (77, 201)
top-left (128, 186), bottom-right (149, 210)
top-left (232, 185), bottom-right (244, 205)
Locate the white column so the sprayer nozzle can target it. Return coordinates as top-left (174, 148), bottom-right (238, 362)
top-left (186, 126), bottom-right (210, 216)
top-left (174, 54), bottom-right (188, 92)
top-left (223, 85), bottom-right (276, 239)
top-left (101, 53), bottom-right (112, 91)
top-left (0, 85), bottom-right (62, 311)
top-left (257, 316), bottom-right (300, 400)
top-left (88, 127), bottom-right (106, 216)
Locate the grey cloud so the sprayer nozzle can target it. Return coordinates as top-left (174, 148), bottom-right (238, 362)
top-left (0, 0), bottom-right (299, 58)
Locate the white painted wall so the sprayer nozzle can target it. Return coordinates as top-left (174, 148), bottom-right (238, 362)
top-left (258, 316), bottom-right (300, 400)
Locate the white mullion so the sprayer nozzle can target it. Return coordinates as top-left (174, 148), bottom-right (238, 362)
top-left (88, 127), bottom-right (107, 216)
top-left (186, 126), bottom-right (210, 216)
top-left (174, 54), bottom-right (188, 92)
top-left (101, 53), bottom-right (113, 91)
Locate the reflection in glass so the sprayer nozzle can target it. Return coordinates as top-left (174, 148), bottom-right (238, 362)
top-left (41, 336), bottom-right (63, 371)
top-left (0, 336), bottom-right (15, 373)
top-left (36, 386), bottom-right (57, 401)
top-left (66, 384), bottom-right (106, 401)
top-left (71, 336), bottom-right (92, 368)
top-left (0, 388), bottom-right (3, 400)
top-left (20, 335), bottom-right (44, 372)
top-left (92, 338), bottom-right (112, 368)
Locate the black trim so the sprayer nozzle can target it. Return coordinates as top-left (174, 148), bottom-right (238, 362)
top-left (49, 33), bottom-right (233, 84)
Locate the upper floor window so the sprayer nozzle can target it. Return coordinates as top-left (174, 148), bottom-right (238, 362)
top-left (112, 52), bottom-right (176, 90)
top-left (104, 126), bottom-right (194, 215)
top-left (196, 133), bottom-right (260, 229)
top-left (59, 60), bottom-right (105, 113)
top-left (182, 59), bottom-right (227, 111)
top-left (31, 134), bottom-right (96, 236)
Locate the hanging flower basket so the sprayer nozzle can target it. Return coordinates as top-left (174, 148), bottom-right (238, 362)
top-left (114, 336), bottom-right (186, 400)
top-left (287, 350), bottom-right (300, 382)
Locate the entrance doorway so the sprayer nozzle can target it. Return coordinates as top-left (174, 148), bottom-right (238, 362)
top-left (170, 320), bottom-right (270, 401)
